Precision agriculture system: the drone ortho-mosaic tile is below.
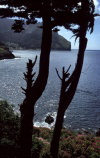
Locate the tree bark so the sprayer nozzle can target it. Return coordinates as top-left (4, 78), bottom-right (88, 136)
top-left (50, 26), bottom-right (87, 158)
top-left (20, 16), bottom-right (52, 158)
top-left (50, 107), bottom-right (65, 158)
top-left (32, 16), bottom-right (52, 100)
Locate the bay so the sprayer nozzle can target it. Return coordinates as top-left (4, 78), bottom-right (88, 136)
top-left (0, 49), bottom-right (100, 130)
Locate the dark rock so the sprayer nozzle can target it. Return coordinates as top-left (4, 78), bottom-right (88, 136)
top-left (45, 115), bottom-right (54, 124)
top-left (0, 43), bottom-right (15, 60)
top-left (96, 128), bottom-right (100, 136)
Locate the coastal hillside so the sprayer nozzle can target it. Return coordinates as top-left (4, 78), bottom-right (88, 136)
top-left (0, 100), bottom-right (100, 158)
top-left (0, 19), bottom-right (71, 50)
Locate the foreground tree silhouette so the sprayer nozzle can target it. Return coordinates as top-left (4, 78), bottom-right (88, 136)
top-left (50, 1), bottom-right (95, 157)
top-left (0, 1), bottom-right (52, 157)
top-left (0, 0), bottom-right (96, 158)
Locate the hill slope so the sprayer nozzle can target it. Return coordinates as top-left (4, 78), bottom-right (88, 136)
top-left (0, 19), bottom-right (71, 50)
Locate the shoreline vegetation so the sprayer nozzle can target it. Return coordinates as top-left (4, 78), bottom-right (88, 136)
top-left (0, 100), bottom-right (100, 158)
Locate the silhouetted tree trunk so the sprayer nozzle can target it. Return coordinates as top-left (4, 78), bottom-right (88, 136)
top-left (50, 25), bottom-right (87, 158)
top-left (20, 16), bottom-right (52, 158)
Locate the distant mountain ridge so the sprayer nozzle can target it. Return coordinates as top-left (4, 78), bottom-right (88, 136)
top-left (0, 19), bottom-right (71, 50)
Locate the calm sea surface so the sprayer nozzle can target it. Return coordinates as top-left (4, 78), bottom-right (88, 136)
top-left (0, 50), bottom-right (100, 130)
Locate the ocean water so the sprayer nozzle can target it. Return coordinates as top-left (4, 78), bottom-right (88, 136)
top-left (0, 49), bottom-right (100, 130)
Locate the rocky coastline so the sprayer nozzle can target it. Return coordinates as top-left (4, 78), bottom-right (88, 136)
top-left (0, 43), bottom-right (15, 60)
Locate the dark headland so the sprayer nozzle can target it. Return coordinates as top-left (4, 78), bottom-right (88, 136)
top-left (0, 43), bottom-right (15, 60)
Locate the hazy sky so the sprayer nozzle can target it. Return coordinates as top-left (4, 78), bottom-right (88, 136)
top-left (59, 0), bottom-right (100, 50)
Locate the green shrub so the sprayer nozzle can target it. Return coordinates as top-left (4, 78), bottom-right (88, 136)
top-left (0, 137), bottom-right (20, 158)
top-left (61, 129), bottom-right (76, 139)
top-left (0, 101), bottom-right (100, 158)
top-left (32, 137), bottom-right (44, 158)
top-left (90, 152), bottom-right (100, 158)
top-left (0, 101), bottom-right (20, 158)
top-left (60, 138), bottom-right (75, 154)
top-left (40, 145), bottom-right (51, 158)
top-left (0, 100), bottom-right (20, 141)
top-left (59, 150), bottom-right (71, 158)
top-left (38, 127), bottom-right (53, 142)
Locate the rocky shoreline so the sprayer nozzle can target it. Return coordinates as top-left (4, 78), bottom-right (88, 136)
top-left (0, 43), bottom-right (15, 60)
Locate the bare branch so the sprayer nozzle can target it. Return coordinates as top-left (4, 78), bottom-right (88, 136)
top-left (94, 14), bottom-right (100, 17)
top-left (62, 66), bottom-right (65, 74)
top-left (32, 72), bottom-right (36, 78)
top-left (21, 87), bottom-right (26, 93)
top-left (65, 65), bottom-right (71, 74)
top-left (32, 55), bottom-right (37, 67)
top-left (55, 68), bottom-right (62, 80)
top-left (23, 72), bottom-right (27, 78)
